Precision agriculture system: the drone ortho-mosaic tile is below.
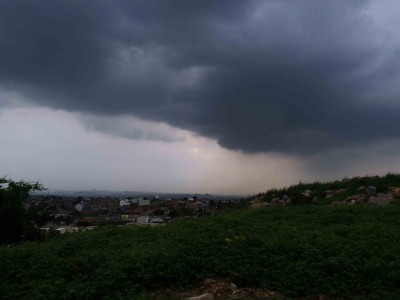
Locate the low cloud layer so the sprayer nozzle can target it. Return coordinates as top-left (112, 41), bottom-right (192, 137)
top-left (79, 114), bottom-right (185, 143)
top-left (1, 0), bottom-right (400, 154)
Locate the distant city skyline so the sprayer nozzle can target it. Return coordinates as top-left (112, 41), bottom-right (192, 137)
top-left (2, 1), bottom-right (400, 194)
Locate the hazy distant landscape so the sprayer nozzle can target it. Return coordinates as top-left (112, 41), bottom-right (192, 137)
top-left (32, 189), bottom-right (244, 200)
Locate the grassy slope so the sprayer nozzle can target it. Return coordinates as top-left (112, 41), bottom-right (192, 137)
top-left (2, 205), bottom-right (400, 299)
top-left (258, 173), bottom-right (400, 205)
top-left (2, 174), bottom-right (400, 299)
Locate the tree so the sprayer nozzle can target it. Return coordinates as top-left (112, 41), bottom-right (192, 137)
top-left (0, 177), bottom-right (44, 244)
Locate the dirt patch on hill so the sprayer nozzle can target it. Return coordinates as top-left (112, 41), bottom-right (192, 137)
top-left (147, 278), bottom-right (284, 299)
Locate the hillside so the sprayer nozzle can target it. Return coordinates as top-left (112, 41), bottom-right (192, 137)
top-left (252, 173), bottom-right (400, 206)
top-left (2, 174), bottom-right (400, 299)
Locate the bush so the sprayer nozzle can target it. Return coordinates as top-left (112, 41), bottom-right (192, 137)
top-left (0, 178), bottom-right (44, 244)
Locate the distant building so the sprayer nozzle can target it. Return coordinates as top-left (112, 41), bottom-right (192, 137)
top-left (119, 199), bottom-right (131, 206)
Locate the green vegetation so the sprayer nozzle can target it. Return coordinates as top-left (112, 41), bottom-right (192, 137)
top-left (0, 178), bottom-right (44, 244)
top-left (2, 174), bottom-right (400, 299)
top-left (1, 205), bottom-right (400, 299)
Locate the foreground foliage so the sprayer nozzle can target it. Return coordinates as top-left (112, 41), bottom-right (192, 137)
top-left (1, 204), bottom-right (400, 299)
top-left (0, 178), bottom-right (44, 244)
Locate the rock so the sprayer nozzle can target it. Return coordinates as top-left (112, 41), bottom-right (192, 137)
top-left (348, 194), bottom-right (364, 204)
top-left (270, 197), bottom-right (280, 205)
top-left (186, 293), bottom-right (214, 300)
top-left (376, 193), bottom-right (392, 205)
top-left (325, 190), bottom-right (334, 195)
top-left (358, 186), bottom-right (365, 191)
top-left (302, 190), bottom-right (312, 197)
top-left (368, 196), bottom-right (377, 204)
top-left (281, 194), bottom-right (290, 202)
top-left (335, 189), bottom-right (347, 194)
top-left (364, 186), bottom-right (377, 202)
top-left (368, 193), bottom-right (393, 205)
top-left (391, 188), bottom-right (400, 199)
top-left (312, 196), bottom-right (319, 203)
top-left (230, 283), bottom-right (237, 290)
top-left (325, 194), bottom-right (334, 199)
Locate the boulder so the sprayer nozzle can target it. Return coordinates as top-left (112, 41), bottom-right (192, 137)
top-left (270, 197), bottom-right (280, 205)
top-left (354, 194), bottom-right (364, 204)
top-left (368, 193), bottom-right (393, 205)
top-left (368, 196), bottom-right (377, 204)
top-left (281, 194), bottom-right (290, 202)
top-left (390, 188), bottom-right (400, 199)
top-left (364, 186), bottom-right (377, 202)
top-left (376, 193), bottom-right (393, 205)
top-left (388, 187), bottom-right (398, 190)
top-left (302, 190), bottom-right (313, 197)
top-left (186, 293), bottom-right (214, 300)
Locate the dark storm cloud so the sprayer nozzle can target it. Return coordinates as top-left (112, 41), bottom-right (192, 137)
top-left (0, 0), bottom-right (399, 154)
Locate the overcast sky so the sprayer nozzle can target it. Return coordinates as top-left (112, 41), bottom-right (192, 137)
top-left (1, 0), bottom-right (400, 194)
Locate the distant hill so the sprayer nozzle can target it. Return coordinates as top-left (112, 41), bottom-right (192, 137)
top-left (248, 173), bottom-right (400, 206)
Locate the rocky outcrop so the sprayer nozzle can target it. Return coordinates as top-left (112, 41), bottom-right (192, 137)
top-left (254, 184), bottom-right (398, 209)
top-left (269, 195), bottom-right (291, 206)
top-left (341, 189), bottom-right (393, 206)
top-left (249, 197), bottom-right (269, 208)
top-left (389, 187), bottom-right (400, 199)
